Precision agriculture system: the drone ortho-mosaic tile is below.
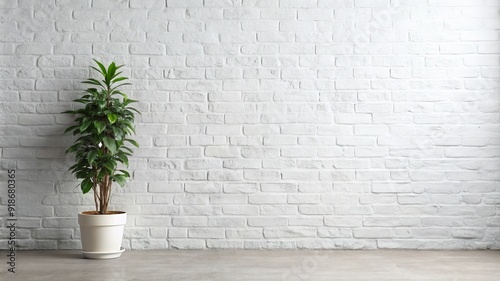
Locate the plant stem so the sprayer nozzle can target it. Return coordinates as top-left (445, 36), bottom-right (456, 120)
top-left (92, 172), bottom-right (98, 212)
top-left (99, 181), bottom-right (104, 214)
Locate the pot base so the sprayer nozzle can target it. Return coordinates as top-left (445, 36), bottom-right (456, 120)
top-left (82, 247), bottom-right (125, 259)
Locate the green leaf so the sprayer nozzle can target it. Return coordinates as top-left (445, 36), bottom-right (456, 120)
top-left (68, 163), bottom-right (79, 171)
top-left (90, 66), bottom-right (104, 76)
top-left (64, 125), bottom-right (79, 134)
top-left (97, 169), bottom-right (107, 180)
top-left (124, 99), bottom-right (138, 106)
top-left (127, 107), bottom-right (141, 115)
top-left (110, 84), bottom-right (132, 93)
top-left (112, 77), bottom-right (128, 83)
top-left (103, 161), bottom-right (115, 173)
top-left (123, 121), bottom-right (136, 133)
top-left (87, 150), bottom-right (98, 165)
top-left (118, 170), bottom-right (130, 177)
top-left (115, 64), bottom-right (124, 72)
top-left (82, 79), bottom-right (103, 86)
top-left (97, 100), bottom-right (106, 109)
top-left (113, 71), bottom-right (123, 79)
top-left (79, 119), bottom-right (91, 132)
top-left (87, 78), bottom-right (102, 84)
top-left (81, 178), bottom-right (92, 194)
top-left (111, 90), bottom-right (127, 98)
top-left (84, 88), bottom-right (98, 95)
top-left (112, 127), bottom-right (124, 141)
top-left (107, 62), bottom-right (116, 84)
top-left (73, 98), bottom-right (88, 104)
top-left (113, 175), bottom-right (126, 187)
top-left (94, 121), bottom-right (106, 134)
top-left (121, 146), bottom-right (133, 154)
top-left (107, 113), bottom-right (118, 124)
top-left (93, 59), bottom-right (107, 77)
top-left (65, 143), bottom-right (79, 154)
top-left (102, 136), bottom-right (117, 154)
top-left (125, 138), bottom-right (139, 147)
top-left (116, 153), bottom-right (129, 167)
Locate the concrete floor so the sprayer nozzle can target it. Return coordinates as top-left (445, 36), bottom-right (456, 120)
top-left (1, 250), bottom-right (499, 280)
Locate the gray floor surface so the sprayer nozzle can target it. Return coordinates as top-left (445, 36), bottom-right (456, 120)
top-left (0, 250), bottom-right (499, 280)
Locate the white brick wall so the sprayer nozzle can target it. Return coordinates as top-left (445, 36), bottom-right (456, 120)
top-left (1, 0), bottom-right (499, 250)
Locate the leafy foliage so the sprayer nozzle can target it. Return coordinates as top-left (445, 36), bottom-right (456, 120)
top-left (63, 60), bottom-right (139, 214)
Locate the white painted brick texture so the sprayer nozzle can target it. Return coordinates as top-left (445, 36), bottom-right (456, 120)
top-left (0, 0), bottom-right (499, 250)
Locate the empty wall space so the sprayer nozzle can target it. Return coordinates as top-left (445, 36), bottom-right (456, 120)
top-left (0, 0), bottom-right (499, 250)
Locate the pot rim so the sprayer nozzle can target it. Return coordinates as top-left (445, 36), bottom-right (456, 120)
top-left (78, 211), bottom-right (127, 226)
top-left (79, 211), bottom-right (127, 216)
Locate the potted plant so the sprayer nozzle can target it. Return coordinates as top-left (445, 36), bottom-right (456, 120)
top-left (63, 60), bottom-right (139, 259)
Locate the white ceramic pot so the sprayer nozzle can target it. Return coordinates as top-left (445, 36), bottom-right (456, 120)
top-left (78, 211), bottom-right (126, 259)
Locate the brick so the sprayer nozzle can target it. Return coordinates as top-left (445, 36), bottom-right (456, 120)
top-left (334, 205), bottom-right (373, 215)
top-left (324, 217), bottom-right (363, 227)
top-left (223, 183), bottom-right (259, 193)
top-left (226, 229), bottom-right (263, 239)
top-left (244, 170), bottom-right (280, 180)
top-left (241, 148), bottom-right (279, 158)
top-left (167, 148), bottom-right (201, 158)
top-left (298, 183), bottom-right (331, 193)
top-left (245, 240), bottom-right (296, 249)
top-left (281, 147), bottom-right (316, 158)
top-left (184, 159), bottom-right (221, 170)
top-left (283, 171), bottom-right (319, 181)
top-left (206, 125), bottom-right (241, 135)
top-left (260, 205), bottom-right (297, 215)
top-left (208, 218), bottom-right (245, 227)
top-left (280, 0), bottom-right (317, 8)
top-left (191, 136), bottom-right (226, 146)
top-left (185, 182), bottom-right (221, 193)
top-left (261, 183), bottom-right (297, 193)
top-left (249, 194), bottom-right (287, 204)
top-left (263, 159), bottom-right (296, 169)
top-left (172, 217), bottom-right (208, 227)
top-left (167, 0), bottom-right (203, 7)
top-left (210, 194), bottom-right (246, 204)
top-left (32, 229), bottom-right (72, 239)
top-left (208, 171), bottom-right (243, 181)
top-left (222, 205), bottom-right (259, 215)
top-left (188, 228), bottom-right (224, 239)
top-left (300, 205), bottom-right (334, 215)
top-left (204, 146), bottom-right (239, 158)
top-left (222, 159), bottom-right (260, 169)
top-left (248, 217), bottom-right (287, 227)
top-left (319, 171), bottom-right (355, 181)
top-left (364, 217), bottom-right (421, 227)
top-left (169, 240), bottom-right (205, 250)
top-left (264, 227), bottom-right (317, 238)
top-left (179, 205), bottom-right (222, 216)
top-left (288, 194), bottom-right (320, 204)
